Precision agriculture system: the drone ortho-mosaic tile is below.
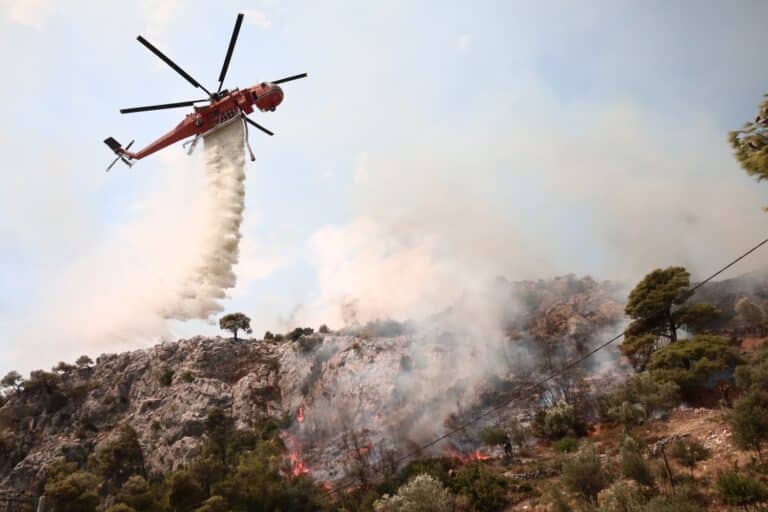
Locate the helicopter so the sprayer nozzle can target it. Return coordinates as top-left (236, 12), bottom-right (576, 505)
top-left (104, 12), bottom-right (306, 172)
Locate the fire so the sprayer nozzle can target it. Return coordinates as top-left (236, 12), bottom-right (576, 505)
top-left (296, 406), bottom-right (305, 423)
top-left (447, 447), bottom-right (492, 463)
top-left (289, 451), bottom-right (309, 477)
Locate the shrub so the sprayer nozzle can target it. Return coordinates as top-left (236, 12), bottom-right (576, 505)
top-left (76, 355), bottom-right (94, 368)
top-left (374, 474), bottom-right (454, 512)
top-left (554, 436), bottom-right (580, 453)
top-left (450, 462), bottom-right (508, 512)
top-left (533, 402), bottom-right (588, 440)
top-left (263, 331), bottom-right (275, 341)
top-left (288, 327), bottom-right (315, 342)
top-left (44, 466), bottom-right (101, 512)
top-left (480, 425), bottom-right (508, 447)
top-left (318, 324), bottom-right (331, 334)
top-left (619, 437), bottom-right (654, 488)
top-left (0, 370), bottom-right (21, 391)
top-left (728, 389), bottom-right (768, 462)
top-left (596, 480), bottom-right (646, 512)
top-left (89, 424), bottom-right (145, 491)
top-left (116, 475), bottom-right (158, 511)
top-left (670, 438), bottom-right (709, 477)
top-left (600, 373), bottom-right (679, 431)
top-left (180, 371), bottom-right (195, 383)
top-left (105, 505), bottom-right (137, 512)
top-left (716, 470), bottom-right (768, 508)
top-left (561, 446), bottom-right (611, 504)
top-left (643, 494), bottom-right (704, 512)
top-left (648, 335), bottom-right (743, 396)
top-left (195, 495), bottom-right (228, 512)
top-left (159, 368), bottom-right (174, 387)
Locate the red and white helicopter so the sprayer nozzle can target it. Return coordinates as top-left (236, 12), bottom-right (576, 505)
top-left (104, 13), bottom-right (307, 171)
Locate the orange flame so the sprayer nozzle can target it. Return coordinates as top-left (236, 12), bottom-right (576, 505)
top-left (447, 448), bottom-right (491, 463)
top-left (289, 451), bottom-right (309, 477)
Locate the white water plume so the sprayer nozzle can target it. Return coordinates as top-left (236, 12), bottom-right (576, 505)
top-left (162, 121), bottom-right (246, 320)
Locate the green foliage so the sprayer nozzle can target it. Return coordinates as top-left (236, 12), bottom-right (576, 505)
top-left (167, 470), bottom-right (206, 512)
top-left (729, 93), bottom-right (768, 184)
top-left (728, 389), bottom-right (768, 461)
top-left (596, 480), bottom-right (647, 512)
top-left (318, 324), bottom-right (331, 334)
top-left (180, 371), bottom-right (195, 383)
top-left (288, 327), bottom-right (315, 342)
top-left (218, 312), bottom-right (252, 341)
top-left (533, 402), bottom-right (588, 440)
top-left (53, 361), bottom-right (77, 373)
top-left (374, 474), bottom-right (454, 512)
top-left (716, 469), bottom-right (768, 508)
top-left (621, 267), bottom-right (719, 371)
top-left (44, 462), bottom-right (101, 512)
top-left (554, 436), bottom-right (579, 453)
top-left (735, 297), bottom-right (765, 325)
top-left (619, 437), bottom-right (654, 488)
top-left (89, 424), bottom-right (145, 491)
top-left (643, 494), bottom-right (704, 512)
top-left (670, 438), bottom-right (709, 477)
top-left (480, 425), bottom-right (508, 447)
top-left (449, 462), bottom-right (508, 512)
top-left (105, 504), bottom-right (138, 512)
top-left (648, 335), bottom-right (742, 395)
top-left (76, 355), bottom-right (94, 367)
top-left (116, 475), bottom-right (159, 511)
top-left (194, 495), bottom-right (228, 512)
top-left (600, 373), bottom-right (679, 431)
top-left (263, 331), bottom-right (275, 341)
top-left (1, 370), bottom-right (22, 390)
top-left (734, 344), bottom-right (768, 392)
top-left (159, 368), bottom-right (174, 387)
top-left (560, 446), bottom-right (611, 504)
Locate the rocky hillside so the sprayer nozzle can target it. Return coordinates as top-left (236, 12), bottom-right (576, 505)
top-left (0, 275), bottom-right (629, 494)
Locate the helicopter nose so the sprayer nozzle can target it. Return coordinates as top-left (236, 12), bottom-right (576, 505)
top-left (255, 84), bottom-right (284, 112)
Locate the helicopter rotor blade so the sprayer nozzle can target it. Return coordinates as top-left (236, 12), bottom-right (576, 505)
top-left (243, 115), bottom-right (274, 136)
top-left (217, 13), bottom-right (244, 93)
top-left (271, 73), bottom-right (308, 85)
top-left (120, 99), bottom-right (208, 114)
top-left (136, 36), bottom-right (212, 96)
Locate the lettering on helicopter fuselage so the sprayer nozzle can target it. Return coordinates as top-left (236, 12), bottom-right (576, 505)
top-left (214, 108), bottom-right (240, 127)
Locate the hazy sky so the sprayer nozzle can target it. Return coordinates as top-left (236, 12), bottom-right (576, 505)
top-left (1, 0), bottom-right (768, 375)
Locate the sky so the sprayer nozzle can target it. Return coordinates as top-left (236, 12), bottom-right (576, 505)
top-left (1, 0), bottom-right (768, 376)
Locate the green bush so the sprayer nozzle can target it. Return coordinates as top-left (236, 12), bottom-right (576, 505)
top-left (554, 436), bottom-right (579, 453)
top-left (89, 424), bottom-right (145, 492)
top-left (44, 464), bottom-right (101, 512)
top-left (374, 474), bottom-right (454, 512)
top-left (670, 438), bottom-right (709, 477)
top-left (480, 425), bottom-right (509, 447)
top-left (716, 470), bottom-right (768, 508)
top-left (728, 389), bottom-right (768, 461)
top-left (619, 437), bottom-right (654, 488)
top-left (449, 462), bottom-right (508, 512)
top-left (159, 368), bottom-right (174, 387)
top-left (596, 480), bottom-right (646, 512)
top-left (560, 446), bottom-right (611, 504)
top-left (533, 402), bottom-right (588, 440)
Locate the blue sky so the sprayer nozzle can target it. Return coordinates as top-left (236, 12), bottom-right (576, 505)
top-left (1, 0), bottom-right (768, 375)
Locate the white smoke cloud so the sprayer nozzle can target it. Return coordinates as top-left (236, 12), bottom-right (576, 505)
top-left (5, 123), bottom-right (247, 373)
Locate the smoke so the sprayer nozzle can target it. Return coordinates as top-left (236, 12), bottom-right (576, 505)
top-left (162, 122), bottom-right (246, 320)
top-left (3, 122), bottom-right (247, 375)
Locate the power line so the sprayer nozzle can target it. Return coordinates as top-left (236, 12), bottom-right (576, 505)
top-left (324, 235), bottom-right (768, 497)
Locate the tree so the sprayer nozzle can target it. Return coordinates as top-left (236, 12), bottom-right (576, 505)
top-left (619, 436), bottom-right (654, 488)
top-left (560, 446), bottom-right (611, 505)
top-left (1, 370), bottom-right (22, 391)
top-left (44, 462), bottom-right (101, 512)
top-left (647, 335), bottom-right (743, 396)
top-left (729, 93), bottom-right (768, 184)
top-left (728, 389), bottom-right (768, 462)
top-left (621, 267), bottom-right (719, 370)
top-left (89, 425), bottom-right (146, 492)
top-left (76, 355), bottom-right (94, 368)
top-left (735, 297), bottom-right (765, 325)
top-left (218, 313), bottom-right (252, 341)
top-left (670, 438), bottom-right (709, 478)
top-left (600, 373), bottom-right (679, 432)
